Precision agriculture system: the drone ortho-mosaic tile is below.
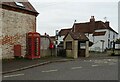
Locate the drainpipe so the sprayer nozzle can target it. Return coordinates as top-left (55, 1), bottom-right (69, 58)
top-left (55, 30), bottom-right (58, 57)
top-left (112, 40), bottom-right (115, 55)
top-left (100, 40), bottom-right (105, 52)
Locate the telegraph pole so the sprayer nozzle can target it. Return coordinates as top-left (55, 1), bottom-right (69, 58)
top-left (55, 30), bottom-right (58, 57)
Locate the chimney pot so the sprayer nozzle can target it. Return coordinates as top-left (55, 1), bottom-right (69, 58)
top-left (91, 16), bottom-right (94, 19)
top-left (90, 16), bottom-right (95, 22)
top-left (105, 21), bottom-right (109, 27)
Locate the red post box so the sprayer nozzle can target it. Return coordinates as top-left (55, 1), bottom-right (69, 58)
top-left (26, 32), bottom-right (40, 59)
top-left (14, 44), bottom-right (21, 58)
top-left (49, 43), bottom-right (54, 56)
top-left (49, 43), bottom-right (54, 49)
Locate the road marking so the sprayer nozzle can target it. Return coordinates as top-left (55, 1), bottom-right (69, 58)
top-left (3, 73), bottom-right (24, 78)
top-left (104, 61), bottom-right (108, 63)
top-left (71, 66), bottom-right (82, 69)
top-left (109, 63), bottom-right (116, 65)
top-left (42, 69), bottom-right (58, 73)
top-left (92, 65), bottom-right (99, 67)
top-left (89, 60), bottom-right (92, 62)
top-left (84, 60), bottom-right (87, 62)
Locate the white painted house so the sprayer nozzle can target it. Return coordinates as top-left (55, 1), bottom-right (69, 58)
top-left (57, 16), bottom-right (118, 52)
top-left (89, 29), bottom-right (118, 52)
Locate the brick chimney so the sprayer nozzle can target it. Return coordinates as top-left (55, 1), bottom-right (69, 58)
top-left (90, 16), bottom-right (95, 22)
top-left (105, 21), bottom-right (109, 28)
top-left (89, 16), bottom-right (95, 33)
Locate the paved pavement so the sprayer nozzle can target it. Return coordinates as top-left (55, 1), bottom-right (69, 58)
top-left (2, 57), bottom-right (74, 74)
top-left (2, 56), bottom-right (118, 80)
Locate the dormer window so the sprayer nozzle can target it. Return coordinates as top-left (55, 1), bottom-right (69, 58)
top-left (15, 2), bottom-right (24, 7)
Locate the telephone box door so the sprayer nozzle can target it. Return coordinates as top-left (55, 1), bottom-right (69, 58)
top-left (26, 32), bottom-right (40, 59)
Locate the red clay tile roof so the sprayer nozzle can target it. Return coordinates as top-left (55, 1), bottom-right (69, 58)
top-left (95, 21), bottom-right (118, 34)
top-left (59, 17), bottom-right (118, 36)
top-left (93, 31), bottom-right (106, 36)
top-left (58, 28), bottom-right (71, 36)
top-left (73, 21), bottom-right (105, 33)
top-left (94, 21), bottom-right (107, 29)
top-left (64, 31), bottom-right (89, 41)
top-left (73, 21), bottom-right (118, 34)
top-left (1, 2), bottom-right (39, 16)
top-left (72, 23), bottom-right (91, 33)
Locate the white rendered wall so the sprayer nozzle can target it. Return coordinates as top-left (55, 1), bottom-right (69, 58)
top-left (57, 36), bottom-right (65, 45)
top-left (89, 29), bottom-right (118, 52)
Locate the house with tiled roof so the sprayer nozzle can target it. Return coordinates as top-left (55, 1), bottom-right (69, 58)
top-left (57, 16), bottom-right (118, 52)
top-left (57, 28), bottom-right (72, 46)
top-left (1, 1), bottom-right (39, 59)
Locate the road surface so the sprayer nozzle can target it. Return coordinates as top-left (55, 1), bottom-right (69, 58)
top-left (2, 57), bottom-right (118, 80)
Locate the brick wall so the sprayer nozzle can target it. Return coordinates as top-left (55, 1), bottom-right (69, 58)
top-left (1, 9), bottom-right (36, 59)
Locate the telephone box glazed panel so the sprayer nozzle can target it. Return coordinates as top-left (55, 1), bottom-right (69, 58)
top-left (26, 32), bottom-right (40, 59)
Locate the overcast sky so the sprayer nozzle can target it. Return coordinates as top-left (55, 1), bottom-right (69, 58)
top-left (29, 0), bottom-right (119, 36)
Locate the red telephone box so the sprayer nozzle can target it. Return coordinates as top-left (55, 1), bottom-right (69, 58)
top-left (26, 32), bottom-right (40, 59)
